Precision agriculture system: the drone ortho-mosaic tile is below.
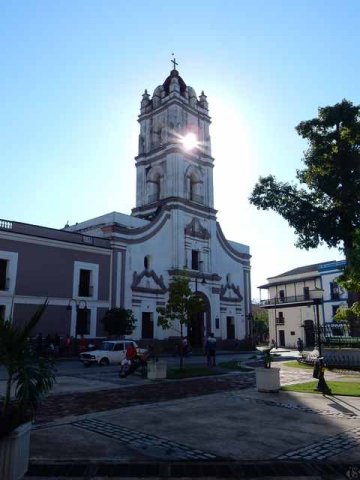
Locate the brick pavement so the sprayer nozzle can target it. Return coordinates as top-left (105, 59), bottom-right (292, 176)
top-left (35, 373), bottom-right (255, 424)
top-left (27, 368), bottom-right (360, 478)
top-left (35, 364), bottom-right (359, 425)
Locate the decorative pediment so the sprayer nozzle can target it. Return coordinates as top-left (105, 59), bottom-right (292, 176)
top-left (220, 283), bottom-right (243, 303)
top-left (184, 218), bottom-right (210, 240)
top-left (131, 269), bottom-right (167, 294)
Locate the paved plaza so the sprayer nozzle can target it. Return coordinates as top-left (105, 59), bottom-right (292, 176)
top-left (17, 358), bottom-right (360, 478)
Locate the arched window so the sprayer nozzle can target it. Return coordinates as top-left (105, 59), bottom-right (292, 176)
top-left (189, 175), bottom-right (196, 201)
top-left (147, 166), bottom-right (164, 203)
top-left (185, 166), bottom-right (203, 203)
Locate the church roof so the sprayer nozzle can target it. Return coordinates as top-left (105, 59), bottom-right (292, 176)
top-left (268, 260), bottom-right (345, 279)
top-left (257, 259), bottom-right (346, 287)
top-left (268, 262), bottom-right (327, 279)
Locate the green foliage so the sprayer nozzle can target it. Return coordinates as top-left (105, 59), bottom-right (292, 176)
top-left (250, 99), bottom-right (360, 254)
top-left (283, 361), bottom-right (314, 370)
top-left (101, 308), bottom-right (136, 337)
top-left (334, 302), bottom-right (360, 323)
top-left (157, 275), bottom-right (205, 368)
top-left (281, 381), bottom-right (360, 397)
top-left (157, 276), bottom-right (205, 333)
top-left (0, 301), bottom-right (56, 437)
top-left (252, 308), bottom-right (269, 342)
top-left (337, 230), bottom-right (360, 293)
top-left (333, 231), bottom-right (360, 331)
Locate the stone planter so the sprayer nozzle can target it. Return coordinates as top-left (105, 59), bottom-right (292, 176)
top-left (256, 367), bottom-right (280, 393)
top-left (147, 360), bottom-right (167, 380)
top-left (0, 421), bottom-right (32, 480)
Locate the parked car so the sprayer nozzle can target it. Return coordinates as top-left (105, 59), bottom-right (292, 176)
top-left (79, 340), bottom-right (144, 367)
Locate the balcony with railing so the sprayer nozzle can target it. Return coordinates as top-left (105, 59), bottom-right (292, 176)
top-left (260, 294), bottom-right (313, 307)
top-left (275, 317), bottom-right (285, 325)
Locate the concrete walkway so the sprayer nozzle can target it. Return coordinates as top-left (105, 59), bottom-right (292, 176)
top-left (22, 361), bottom-right (360, 478)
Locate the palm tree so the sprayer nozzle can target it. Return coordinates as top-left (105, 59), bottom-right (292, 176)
top-left (0, 300), bottom-right (56, 437)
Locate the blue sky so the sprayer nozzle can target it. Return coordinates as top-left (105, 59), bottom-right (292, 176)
top-left (1, 0), bottom-right (359, 297)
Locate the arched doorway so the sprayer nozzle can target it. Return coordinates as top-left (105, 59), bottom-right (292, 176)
top-left (187, 292), bottom-right (211, 348)
top-left (304, 320), bottom-right (315, 347)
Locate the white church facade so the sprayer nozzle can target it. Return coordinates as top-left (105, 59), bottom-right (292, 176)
top-left (0, 65), bottom-right (251, 347)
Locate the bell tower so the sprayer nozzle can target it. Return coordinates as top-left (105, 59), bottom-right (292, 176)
top-left (132, 60), bottom-right (215, 219)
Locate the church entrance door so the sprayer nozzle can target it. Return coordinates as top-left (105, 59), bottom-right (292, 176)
top-left (188, 311), bottom-right (204, 348)
top-left (187, 293), bottom-right (210, 349)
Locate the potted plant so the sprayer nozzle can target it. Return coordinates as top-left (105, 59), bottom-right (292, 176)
top-left (0, 300), bottom-right (56, 480)
top-left (255, 346), bottom-right (280, 393)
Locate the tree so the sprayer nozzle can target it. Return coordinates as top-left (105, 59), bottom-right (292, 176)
top-left (251, 304), bottom-right (269, 344)
top-left (0, 300), bottom-right (56, 437)
top-left (101, 308), bottom-right (136, 337)
top-left (334, 230), bottom-right (360, 334)
top-left (250, 99), bottom-right (360, 302)
top-left (157, 275), bottom-right (205, 368)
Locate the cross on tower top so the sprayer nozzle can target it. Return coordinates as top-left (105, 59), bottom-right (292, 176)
top-left (171, 53), bottom-right (178, 70)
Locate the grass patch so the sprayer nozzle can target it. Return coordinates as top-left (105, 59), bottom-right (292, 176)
top-left (282, 361), bottom-right (314, 370)
top-left (281, 381), bottom-right (360, 397)
top-left (167, 366), bottom-right (219, 379)
top-left (218, 360), bottom-right (253, 371)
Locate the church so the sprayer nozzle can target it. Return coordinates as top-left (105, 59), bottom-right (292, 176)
top-left (0, 64), bottom-right (251, 347)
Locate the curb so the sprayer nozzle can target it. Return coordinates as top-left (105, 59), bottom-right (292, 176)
top-left (26, 460), bottom-right (360, 478)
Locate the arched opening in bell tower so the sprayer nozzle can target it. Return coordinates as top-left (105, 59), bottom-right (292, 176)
top-left (185, 166), bottom-right (203, 204)
top-left (146, 166), bottom-right (163, 204)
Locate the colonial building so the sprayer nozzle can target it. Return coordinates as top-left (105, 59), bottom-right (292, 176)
top-left (259, 260), bottom-right (347, 348)
top-left (0, 65), bottom-right (251, 346)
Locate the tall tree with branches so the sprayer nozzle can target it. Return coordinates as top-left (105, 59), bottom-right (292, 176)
top-left (250, 99), bottom-right (360, 313)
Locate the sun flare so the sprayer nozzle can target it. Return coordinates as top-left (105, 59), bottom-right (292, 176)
top-left (181, 132), bottom-right (198, 151)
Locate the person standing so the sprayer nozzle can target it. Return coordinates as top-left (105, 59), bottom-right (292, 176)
top-left (313, 357), bottom-right (331, 394)
top-left (205, 333), bottom-right (217, 367)
top-left (297, 337), bottom-right (304, 353)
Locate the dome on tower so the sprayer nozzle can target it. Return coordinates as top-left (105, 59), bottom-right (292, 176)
top-left (162, 69), bottom-right (187, 96)
top-left (143, 65), bottom-right (207, 113)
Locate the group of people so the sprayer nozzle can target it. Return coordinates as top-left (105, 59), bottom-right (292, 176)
top-left (33, 333), bottom-right (96, 357)
top-left (174, 334), bottom-right (217, 367)
top-left (35, 332), bottom-right (61, 356)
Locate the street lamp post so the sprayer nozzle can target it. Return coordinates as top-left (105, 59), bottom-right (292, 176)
top-left (194, 273), bottom-right (206, 292)
top-left (310, 288), bottom-right (330, 394)
top-left (310, 288), bottom-right (324, 356)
